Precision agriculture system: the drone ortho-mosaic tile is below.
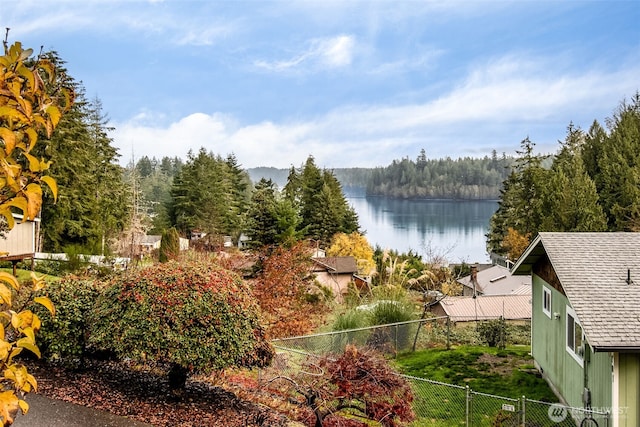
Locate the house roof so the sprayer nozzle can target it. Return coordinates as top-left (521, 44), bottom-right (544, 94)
top-left (458, 264), bottom-right (531, 295)
top-left (141, 235), bottom-right (162, 245)
top-left (435, 294), bottom-right (531, 321)
top-left (311, 256), bottom-right (357, 274)
top-left (512, 232), bottom-right (640, 352)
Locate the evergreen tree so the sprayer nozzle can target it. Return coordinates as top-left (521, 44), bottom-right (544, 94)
top-left (539, 124), bottom-right (607, 232)
top-left (37, 52), bottom-right (129, 253)
top-left (292, 156), bottom-right (359, 245)
top-left (245, 179), bottom-right (280, 248)
top-left (593, 94), bottom-right (640, 230)
top-left (486, 138), bottom-right (547, 257)
top-left (167, 148), bottom-right (250, 239)
top-left (159, 227), bottom-right (180, 262)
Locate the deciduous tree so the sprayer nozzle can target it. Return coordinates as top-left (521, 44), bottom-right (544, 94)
top-left (0, 38), bottom-right (71, 425)
top-left (273, 345), bottom-right (414, 427)
top-left (252, 242), bottom-right (328, 338)
top-left (326, 232), bottom-right (375, 276)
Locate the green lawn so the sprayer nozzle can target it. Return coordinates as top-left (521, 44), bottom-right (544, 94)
top-left (395, 345), bottom-right (557, 401)
top-left (394, 346), bottom-right (560, 426)
top-left (0, 267), bottom-right (61, 284)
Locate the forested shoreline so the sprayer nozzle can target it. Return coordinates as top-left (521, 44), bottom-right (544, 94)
top-left (248, 152), bottom-right (517, 200)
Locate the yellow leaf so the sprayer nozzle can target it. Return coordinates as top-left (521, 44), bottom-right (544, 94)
top-left (10, 312), bottom-right (19, 329)
top-left (6, 197), bottom-right (27, 218)
top-left (0, 209), bottom-right (14, 229)
top-left (9, 348), bottom-right (22, 360)
top-left (26, 373), bottom-right (37, 392)
top-left (32, 313), bottom-right (41, 331)
top-left (46, 105), bottom-right (61, 128)
top-left (16, 64), bottom-right (36, 94)
top-left (0, 127), bottom-right (16, 154)
top-left (24, 183), bottom-right (43, 220)
top-left (18, 399), bottom-right (28, 415)
top-left (34, 296), bottom-right (55, 316)
top-left (0, 283), bottom-right (11, 306)
top-left (41, 175), bottom-right (58, 200)
top-left (37, 59), bottom-right (55, 83)
top-left (21, 326), bottom-right (35, 343)
top-left (25, 127), bottom-right (37, 149)
top-left (0, 323), bottom-right (4, 340)
top-left (30, 272), bottom-right (47, 291)
top-left (0, 272), bottom-right (19, 291)
top-left (0, 341), bottom-right (11, 361)
top-left (16, 339), bottom-right (40, 358)
top-left (15, 312), bottom-right (36, 332)
top-left (22, 152), bottom-right (41, 172)
top-left (0, 106), bottom-right (29, 124)
top-left (0, 390), bottom-right (20, 425)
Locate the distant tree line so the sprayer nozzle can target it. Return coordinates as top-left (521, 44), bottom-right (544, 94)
top-left (365, 149), bottom-right (515, 199)
top-left (487, 94), bottom-right (640, 260)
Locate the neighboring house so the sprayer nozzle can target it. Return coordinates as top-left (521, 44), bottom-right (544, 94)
top-left (431, 294), bottom-right (531, 322)
top-left (0, 215), bottom-right (39, 273)
top-left (459, 264), bottom-right (531, 296)
top-left (311, 256), bottom-right (358, 299)
top-left (140, 235), bottom-right (189, 255)
top-left (512, 232), bottom-right (640, 427)
top-left (140, 235), bottom-right (162, 254)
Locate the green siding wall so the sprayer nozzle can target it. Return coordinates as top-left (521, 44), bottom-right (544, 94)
top-left (619, 353), bottom-right (640, 427)
top-left (532, 275), bottom-right (612, 410)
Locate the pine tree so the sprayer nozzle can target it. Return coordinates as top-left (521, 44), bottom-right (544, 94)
top-left (540, 124), bottom-right (607, 232)
top-left (245, 179), bottom-right (280, 248)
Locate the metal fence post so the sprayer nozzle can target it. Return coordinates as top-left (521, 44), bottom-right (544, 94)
top-left (465, 385), bottom-right (470, 427)
top-left (447, 316), bottom-right (451, 350)
top-left (521, 395), bottom-right (526, 425)
top-left (394, 324), bottom-right (398, 356)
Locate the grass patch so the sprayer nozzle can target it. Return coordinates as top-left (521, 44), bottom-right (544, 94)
top-left (0, 267), bottom-right (61, 284)
top-left (395, 345), bottom-right (556, 401)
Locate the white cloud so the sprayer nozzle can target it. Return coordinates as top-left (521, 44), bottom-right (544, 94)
top-left (112, 55), bottom-right (640, 169)
top-left (319, 35), bottom-right (354, 67)
top-left (254, 35), bottom-right (355, 73)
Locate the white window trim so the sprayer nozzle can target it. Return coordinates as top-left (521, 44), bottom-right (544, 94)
top-left (542, 286), bottom-right (551, 318)
top-left (566, 305), bottom-right (584, 367)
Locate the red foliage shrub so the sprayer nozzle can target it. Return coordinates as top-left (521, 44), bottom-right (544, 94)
top-left (252, 242), bottom-right (329, 338)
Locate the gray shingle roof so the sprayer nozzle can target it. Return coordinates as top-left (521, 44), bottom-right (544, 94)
top-left (458, 264), bottom-right (531, 295)
top-left (513, 232), bottom-right (640, 351)
top-left (311, 256), bottom-right (358, 274)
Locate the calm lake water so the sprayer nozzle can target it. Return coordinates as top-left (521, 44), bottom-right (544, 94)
top-left (346, 194), bottom-right (498, 264)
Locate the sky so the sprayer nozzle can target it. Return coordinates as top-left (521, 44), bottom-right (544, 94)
top-left (3, 1), bottom-right (639, 169)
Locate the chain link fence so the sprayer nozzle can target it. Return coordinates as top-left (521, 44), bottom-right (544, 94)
top-left (403, 376), bottom-right (609, 426)
top-left (264, 319), bottom-right (609, 426)
top-left (271, 316), bottom-right (530, 356)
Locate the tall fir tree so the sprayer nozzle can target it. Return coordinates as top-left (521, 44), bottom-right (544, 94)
top-left (539, 124), bottom-right (607, 232)
top-left (36, 52), bottom-right (129, 253)
top-left (593, 94), bottom-right (640, 230)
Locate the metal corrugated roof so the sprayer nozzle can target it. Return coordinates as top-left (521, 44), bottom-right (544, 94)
top-left (436, 294), bottom-right (531, 321)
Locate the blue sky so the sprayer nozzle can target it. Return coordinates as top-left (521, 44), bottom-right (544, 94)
top-left (4, 1), bottom-right (639, 168)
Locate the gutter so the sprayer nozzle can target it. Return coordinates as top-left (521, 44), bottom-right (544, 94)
top-left (592, 346), bottom-right (640, 353)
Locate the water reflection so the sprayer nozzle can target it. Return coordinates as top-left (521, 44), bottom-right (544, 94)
top-left (347, 196), bottom-right (498, 264)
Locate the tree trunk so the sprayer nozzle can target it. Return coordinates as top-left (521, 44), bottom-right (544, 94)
top-left (168, 363), bottom-right (188, 392)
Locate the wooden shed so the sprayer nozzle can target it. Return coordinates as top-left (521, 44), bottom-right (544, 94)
top-left (0, 215), bottom-right (39, 274)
